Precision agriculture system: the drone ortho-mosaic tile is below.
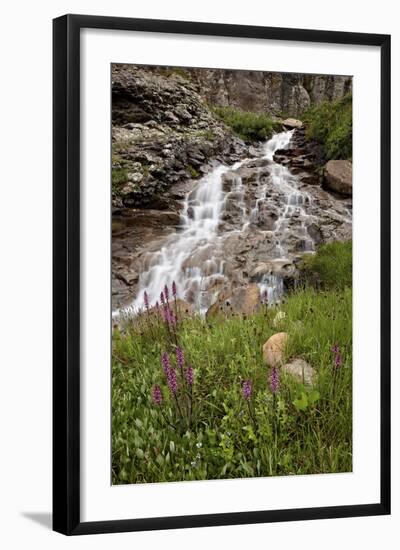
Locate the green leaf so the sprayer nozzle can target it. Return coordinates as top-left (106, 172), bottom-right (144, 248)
top-left (293, 392), bottom-right (308, 411)
top-left (135, 448), bottom-right (144, 459)
top-left (308, 390), bottom-right (320, 405)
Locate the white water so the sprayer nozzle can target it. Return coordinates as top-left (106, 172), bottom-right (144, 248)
top-left (118, 130), bottom-right (321, 316)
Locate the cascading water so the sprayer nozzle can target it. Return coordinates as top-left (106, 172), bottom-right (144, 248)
top-left (116, 130), bottom-right (328, 317)
top-left (127, 160), bottom-right (244, 315)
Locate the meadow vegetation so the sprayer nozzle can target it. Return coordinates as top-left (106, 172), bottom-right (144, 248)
top-left (213, 106), bottom-right (281, 142)
top-left (112, 241), bottom-right (352, 484)
top-left (303, 94), bottom-right (352, 160)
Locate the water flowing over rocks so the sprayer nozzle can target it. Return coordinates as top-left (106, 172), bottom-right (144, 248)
top-left (112, 64), bottom-right (248, 210)
top-left (113, 128), bottom-right (352, 314)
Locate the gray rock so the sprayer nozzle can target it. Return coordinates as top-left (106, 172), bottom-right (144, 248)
top-left (282, 118), bottom-right (303, 129)
top-left (282, 358), bottom-right (315, 385)
top-left (127, 172), bottom-right (143, 183)
top-left (324, 160), bottom-right (352, 196)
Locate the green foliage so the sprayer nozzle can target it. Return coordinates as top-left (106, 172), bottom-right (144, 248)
top-left (301, 241), bottom-right (352, 290)
top-left (160, 67), bottom-right (191, 81)
top-left (304, 94), bottom-right (352, 160)
top-left (213, 106), bottom-right (281, 142)
top-left (112, 285), bottom-right (352, 484)
top-left (112, 168), bottom-right (129, 186)
top-left (187, 164), bottom-right (201, 179)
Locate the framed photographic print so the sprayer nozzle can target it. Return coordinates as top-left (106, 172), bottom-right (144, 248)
top-left (53, 14), bottom-right (391, 535)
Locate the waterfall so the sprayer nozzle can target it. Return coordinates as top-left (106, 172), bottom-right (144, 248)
top-left (127, 161), bottom-right (245, 315)
top-left (116, 130), bottom-right (321, 317)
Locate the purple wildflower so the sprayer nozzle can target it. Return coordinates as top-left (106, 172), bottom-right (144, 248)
top-left (163, 306), bottom-right (172, 325)
top-left (331, 343), bottom-right (343, 368)
top-left (160, 291), bottom-right (165, 307)
top-left (261, 289), bottom-right (268, 305)
top-left (242, 379), bottom-right (252, 400)
top-left (334, 352), bottom-right (343, 368)
top-left (176, 347), bottom-right (185, 370)
top-left (172, 280), bottom-right (177, 298)
top-left (144, 290), bottom-right (149, 310)
top-left (269, 366), bottom-right (280, 394)
top-left (167, 367), bottom-right (178, 394)
top-left (151, 384), bottom-right (162, 405)
top-left (170, 310), bottom-right (177, 328)
top-left (164, 284), bottom-right (169, 302)
top-left (155, 301), bottom-right (160, 315)
top-left (185, 366), bottom-right (194, 386)
top-left (161, 352), bottom-right (171, 378)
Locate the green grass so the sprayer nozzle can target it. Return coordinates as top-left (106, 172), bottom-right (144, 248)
top-left (112, 167), bottom-right (129, 186)
top-left (303, 94), bottom-right (352, 160)
top-left (301, 240), bottom-right (352, 290)
top-left (112, 283), bottom-right (352, 484)
top-left (160, 67), bottom-right (191, 81)
top-left (213, 106), bottom-right (281, 142)
top-left (186, 164), bottom-right (201, 179)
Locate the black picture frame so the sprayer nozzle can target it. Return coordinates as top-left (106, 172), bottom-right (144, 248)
top-left (53, 14), bottom-right (391, 536)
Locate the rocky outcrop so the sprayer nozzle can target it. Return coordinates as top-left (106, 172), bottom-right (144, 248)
top-left (112, 64), bottom-right (247, 209)
top-left (206, 284), bottom-right (261, 319)
top-left (273, 126), bottom-right (324, 181)
top-left (324, 160), bottom-right (352, 196)
top-left (112, 128), bottom-right (352, 310)
top-left (282, 118), bottom-right (303, 129)
top-left (188, 69), bottom-right (352, 118)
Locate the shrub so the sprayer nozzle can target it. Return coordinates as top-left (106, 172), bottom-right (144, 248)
top-left (301, 240), bottom-right (352, 290)
top-left (213, 106), bottom-right (280, 142)
top-left (303, 94), bottom-right (352, 160)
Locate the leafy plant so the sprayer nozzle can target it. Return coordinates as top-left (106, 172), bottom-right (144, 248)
top-left (303, 94), bottom-right (352, 160)
top-left (300, 240), bottom-right (352, 290)
top-left (213, 106), bottom-right (281, 142)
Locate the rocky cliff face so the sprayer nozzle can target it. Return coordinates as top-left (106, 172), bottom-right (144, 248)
top-left (188, 69), bottom-right (352, 117)
top-left (112, 64), bottom-right (247, 210)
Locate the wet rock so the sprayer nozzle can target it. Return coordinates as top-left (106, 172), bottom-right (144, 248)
top-left (206, 283), bottom-right (261, 319)
top-left (262, 332), bottom-right (288, 367)
top-left (115, 269), bottom-right (139, 286)
top-left (282, 358), bottom-right (315, 385)
top-left (307, 223), bottom-right (323, 244)
top-left (324, 160), bottom-right (352, 196)
top-left (301, 174), bottom-right (320, 185)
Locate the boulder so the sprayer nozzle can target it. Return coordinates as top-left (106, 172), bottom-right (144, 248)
top-left (282, 118), bottom-right (303, 129)
top-left (282, 357), bottom-right (315, 385)
top-left (324, 160), bottom-right (352, 196)
top-left (206, 283), bottom-right (261, 318)
top-left (262, 332), bottom-right (288, 367)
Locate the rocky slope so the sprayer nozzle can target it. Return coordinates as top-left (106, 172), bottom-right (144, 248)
top-left (187, 69), bottom-right (352, 117)
top-left (112, 64), bottom-right (247, 210)
top-left (113, 128), bottom-right (352, 311)
top-left (112, 66), bottom-right (352, 312)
